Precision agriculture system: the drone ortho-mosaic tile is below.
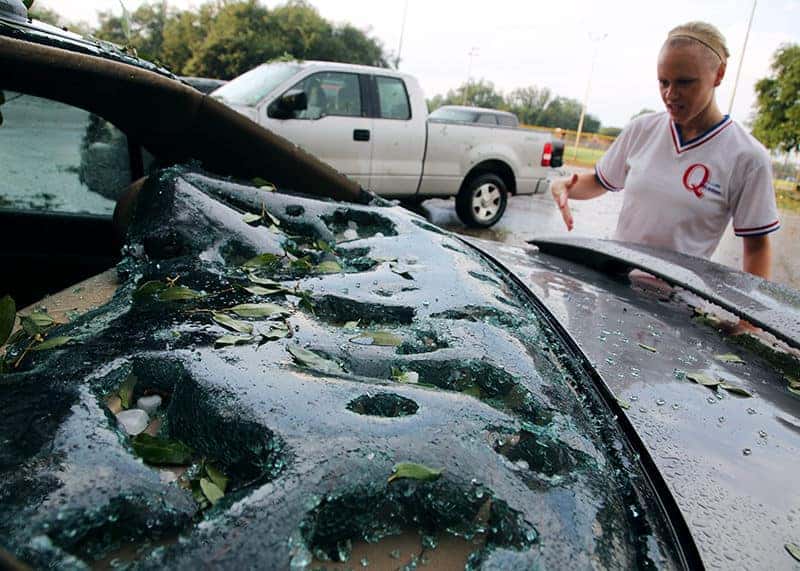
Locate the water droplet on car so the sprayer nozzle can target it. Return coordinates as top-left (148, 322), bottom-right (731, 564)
top-left (656, 399), bottom-right (666, 406)
top-left (758, 430), bottom-right (767, 438)
top-left (742, 448), bottom-right (752, 456)
top-left (747, 408), bottom-right (757, 415)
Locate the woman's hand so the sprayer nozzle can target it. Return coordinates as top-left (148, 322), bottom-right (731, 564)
top-left (550, 173), bottom-right (579, 231)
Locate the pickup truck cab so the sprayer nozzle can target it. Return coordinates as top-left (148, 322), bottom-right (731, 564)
top-left (212, 61), bottom-right (562, 227)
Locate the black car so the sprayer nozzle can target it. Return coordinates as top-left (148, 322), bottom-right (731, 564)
top-left (1, 3), bottom-right (799, 570)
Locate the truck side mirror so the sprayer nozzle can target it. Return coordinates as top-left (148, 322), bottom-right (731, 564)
top-left (268, 89), bottom-right (307, 119)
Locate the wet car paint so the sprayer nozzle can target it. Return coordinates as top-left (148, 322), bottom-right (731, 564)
top-left (470, 239), bottom-right (800, 570)
top-left (0, 168), bottom-right (686, 569)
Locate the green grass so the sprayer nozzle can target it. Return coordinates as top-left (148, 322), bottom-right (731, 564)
top-left (563, 146), bottom-right (606, 167)
top-left (776, 179), bottom-right (800, 214)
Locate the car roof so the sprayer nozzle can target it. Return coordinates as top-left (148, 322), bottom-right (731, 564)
top-left (262, 59), bottom-right (415, 82)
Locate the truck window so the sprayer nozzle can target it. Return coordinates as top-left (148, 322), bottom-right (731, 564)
top-left (375, 76), bottom-right (411, 120)
top-left (498, 115), bottom-right (518, 127)
top-left (287, 72), bottom-right (362, 120)
top-left (0, 90), bottom-right (134, 215)
top-left (477, 114), bottom-right (498, 125)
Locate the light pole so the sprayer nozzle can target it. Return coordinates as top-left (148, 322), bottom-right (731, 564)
top-left (394, 0), bottom-right (409, 69)
top-left (573, 32), bottom-right (607, 159)
top-left (463, 46), bottom-right (479, 105)
top-left (728, 0), bottom-right (757, 115)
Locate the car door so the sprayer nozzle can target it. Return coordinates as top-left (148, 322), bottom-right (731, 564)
top-left (260, 70), bottom-right (373, 189)
top-left (367, 75), bottom-right (426, 197)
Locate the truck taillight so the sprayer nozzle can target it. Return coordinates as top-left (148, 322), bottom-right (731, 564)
top-left (541, 142), bottom-right (552, 167)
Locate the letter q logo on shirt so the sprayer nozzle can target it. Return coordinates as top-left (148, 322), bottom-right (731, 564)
top-left (682, 163), bottom-right (710, 199)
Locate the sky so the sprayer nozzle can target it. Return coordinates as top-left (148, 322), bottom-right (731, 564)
top-left (36, 0), bottom-right (800, 129)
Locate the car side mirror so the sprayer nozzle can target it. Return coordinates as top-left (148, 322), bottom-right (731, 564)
top-left (268, 89), bottom-right (307, 119)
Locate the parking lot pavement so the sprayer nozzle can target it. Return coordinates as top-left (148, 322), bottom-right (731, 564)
top-left (421, 191), bottom-right (800, 290)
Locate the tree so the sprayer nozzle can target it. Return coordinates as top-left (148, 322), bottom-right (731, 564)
top-left (752, 44), bottom-right (800, 153)
top-left (91, 0), bottom-right (388, 78)
top-left (536, 96), bottom-right (601, 132)
top-left (426, 80), bottom-right (506, 111)
top-left (506, 86), bottom-right (551, 126)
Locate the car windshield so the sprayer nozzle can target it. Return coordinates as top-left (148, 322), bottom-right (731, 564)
top-left (429, 107), bottom-right (478, 122)
top-left (211, 62), bottom-right (301, 107)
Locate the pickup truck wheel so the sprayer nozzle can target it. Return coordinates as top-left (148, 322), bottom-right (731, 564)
top-left (456, 174), bottom-right (508, 228)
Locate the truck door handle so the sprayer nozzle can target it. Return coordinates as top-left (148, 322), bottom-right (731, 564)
top-left (353, 129), bottom-right (370, 142)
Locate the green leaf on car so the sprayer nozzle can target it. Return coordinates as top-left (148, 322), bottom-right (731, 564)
top-left (243, 253), bottom-right (281, 268)
top-left (31, 336), bottom-right (74, 351)
top-left (215, 334), bottom-right (254, 347)
top-left (686, 372), bottom-right (720, 387)
top-left (786, 543), bottom-right (800, 562)
top-left (242, 212), bottom-right (262, 224)
top-left (316, 239), bottom-right (334, 253)
top-left (388, 462), bottom-right (444, 483)
top-left (158, 286), bottom-right (202, 301)
top-left (719, 382), bottom-right (753, 397)
top-left (131, 434), bottom-right (193, 466)
top-left (200, 477), bottom-right (225, 505)
top-left (205, 463), bottom-right (228, 493)
top-left (0, 295), bottom-right (15, 346)
top-left (230, 303), bottom-right (290, 318)
top-left (350, 331), bottom-right (402, 347)
top-left (20, 312), bottom-right (54, 337)
top-left (617, 397), bottom-right (632, 410)
top-left (715, 353), bottom-right (745, 364)
top-left (117, 373), bottom-right (138, 409)
top-left (247, 274), bottom-right (281, 287)
top-left (638, 343), bottom-right (657, 353)
top-left (288, 346), bottom-right (343, 374)
top-left (391, 367), bottom-right (418, 384)
top-left (244, 285), bottom-right (285, 296)
top-left (134, 280), bottom-right (167, 300)
top-left (315, 261), bottom-right (342, 274)
top-left (212, 312), bottom-right (254, 334)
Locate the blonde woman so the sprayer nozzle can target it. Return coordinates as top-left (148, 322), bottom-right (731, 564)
top-left (551, 22), bottom-right (779, 279)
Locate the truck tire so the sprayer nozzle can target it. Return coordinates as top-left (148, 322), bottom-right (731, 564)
top-left (455, 173), bottom-right (508, 228)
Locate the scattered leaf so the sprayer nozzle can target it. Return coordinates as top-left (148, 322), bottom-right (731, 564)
top-left (260, 324), bottom-right (290, 342)
top-left (243, 253), bottom-right (282, 268)
top-left (788, 386), bottom-right (800, 398)
top-left (686, 372), bottom-right (720, 387)
top-left (263, 210), bottom-right (281, 227)
top-left (290, 257), bottom-right (313, 272)
top-left (315, 261), bottom-right (342, 274)
top-left (242, 212), bottom-right (262, 224)
top-left (132, 434), bottom-right (193, 466)
top-left (247, 274), bottom-right (281, 287)
top-left (388, 462), bottom-right (444, 483)
top-left (117, 373), bottom-right (138, 409)
top-left (200, 477), bottom-right (224, 505)
top-left (390, 264), bottom-right (414, 280)
top-left (715, 353), bottom-right (745, 364)
top-left (288, 346), bottom-right (343, 374)
top-left (215, 334), bottom-right (254, 347)
top-left (343, 320), bottom-right (360, 330)
top-left (316, 240), bottom-right (334, 253)
top-left (391, 368), bottom-right (419, 384)
top-left (205, 464), bottom-right (228, 493)
top-left (244, 285), bottom-right (285, 296)
top-left (638, 343), bottom-right (657, 353)
top-left (134, 280), bottom-right (167, 300)
top-left (719, 383), bottom-right (753, 397)
top-left (212, 312), bottom-right (254, 334)
top-left (31, 336), bottom-right (74, 351)
top-left (158, 286), bottom-right (202, 301)
top-left (350, 331), bottom-right (402, 347)
top-left (27, 312), bottom-right (54, 328)
top-left (617, 397), bottom-right (631, 410)
top-left (20, 315), bottom-right (46, 337)
top-left (786, 543), bottom-right (800, 562)
top-left (251, 176), bottom-right (273, 189)
top-left (231, 303), bottom-right (291, 319)
top-left (0, 295), bottom-right (15, 346)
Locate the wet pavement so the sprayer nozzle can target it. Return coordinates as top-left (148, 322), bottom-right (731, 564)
top-left (421, 185), bottom-right (800, 290)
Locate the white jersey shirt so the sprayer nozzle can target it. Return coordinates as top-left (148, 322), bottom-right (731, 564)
top-left (595, 112), bottom-right (780, 258)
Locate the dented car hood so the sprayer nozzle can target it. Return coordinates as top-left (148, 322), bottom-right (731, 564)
top-left (0, 167), bottom-right (696, 570)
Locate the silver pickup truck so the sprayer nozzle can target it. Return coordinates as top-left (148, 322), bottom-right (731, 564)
top-left (212, 61), bottom-right (563, 227)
